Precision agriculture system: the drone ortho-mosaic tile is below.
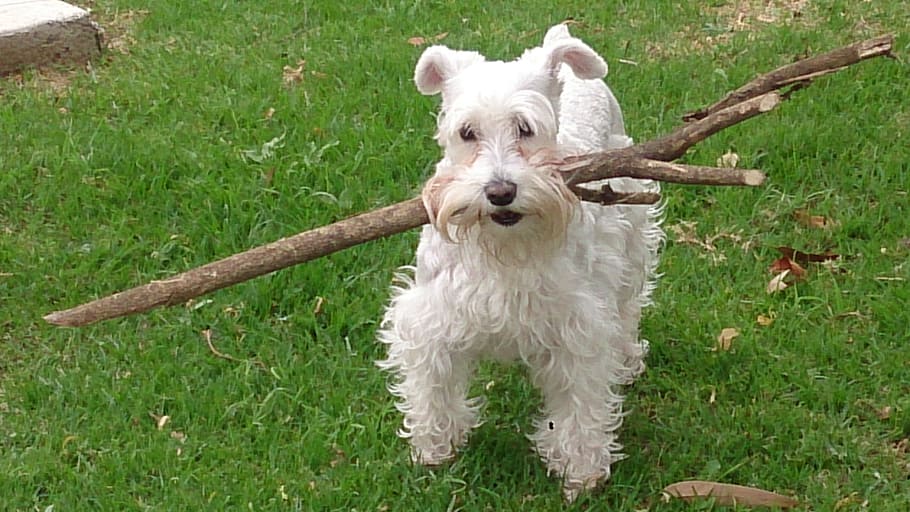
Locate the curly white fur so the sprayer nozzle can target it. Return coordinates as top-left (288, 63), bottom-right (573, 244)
top-left (377, 24), bottom-right (664, 502)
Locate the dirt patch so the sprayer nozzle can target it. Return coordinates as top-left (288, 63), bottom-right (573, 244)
top-left (97, 8), bottom-right (149, 55)
top-left (0, 5), bottom-right (147, 96)
top-left (645, 1), bottom-right (813, 60)
top-left (0, 66), bottom-right (84, 99)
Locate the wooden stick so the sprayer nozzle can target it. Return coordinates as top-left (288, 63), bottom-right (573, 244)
top-left (44, 198), bottom-right (428, 327)
top-left (43, 35), bottom-right (894, 327)
top-left (632, 92), bottom-right (782, 161)
top-left (562, 157), bottom-right (766, 187)
top-left (682, 34), bottom-right (894, 121)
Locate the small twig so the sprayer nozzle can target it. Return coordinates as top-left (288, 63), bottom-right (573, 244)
top-left (571, 184), bottom-right (662, 205)
top-left (634, 93), bottom-right (782, 161)
top-left (201, 328), bottom-right (267, 370)
top-left (683, 34), bottom-right (894, 121)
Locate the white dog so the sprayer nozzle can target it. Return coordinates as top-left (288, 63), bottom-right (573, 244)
top-left (377, 24), bottom-right (663, 501)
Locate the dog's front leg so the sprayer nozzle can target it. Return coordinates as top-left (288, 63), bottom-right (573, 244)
top-left (377, 285), bottom-right (481, 466)
top-left (527, 347), bottom-right (626, 501)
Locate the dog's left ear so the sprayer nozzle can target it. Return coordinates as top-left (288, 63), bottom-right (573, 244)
top-left (415, 46), bottom-right (486, 96)
top-left (544, 39), bottom-right (607, 80)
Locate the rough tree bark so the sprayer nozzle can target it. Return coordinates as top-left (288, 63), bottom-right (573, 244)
top-left (43, 35), bottom-right (894, 328)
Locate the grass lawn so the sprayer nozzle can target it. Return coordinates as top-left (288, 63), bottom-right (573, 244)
top-left (2, 0), bottom-right (909, 509)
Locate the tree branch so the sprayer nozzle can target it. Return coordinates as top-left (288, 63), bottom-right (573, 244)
top-left (682, 34), bottom-right (894, 122)
top-left (43, 35), bottom-right (895, 327)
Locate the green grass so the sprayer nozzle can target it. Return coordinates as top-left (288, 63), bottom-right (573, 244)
top-left (1, 0), bottom-right (909, 509)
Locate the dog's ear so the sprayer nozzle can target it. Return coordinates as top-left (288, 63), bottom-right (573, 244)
top-left (543, 24), bottom-right (572, 46)
top-left (414, 46), bottom-right (485, 95)
top-left (543, 35), bottom-right (607, 80)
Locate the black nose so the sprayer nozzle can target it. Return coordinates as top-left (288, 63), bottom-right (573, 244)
top-left (484, 180), bottom-right (517, 206)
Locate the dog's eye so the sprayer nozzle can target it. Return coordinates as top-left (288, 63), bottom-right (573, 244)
top-left (458, 125), bottom-right (477, 142)
top-left (517, 120), bottom-right (534, 138)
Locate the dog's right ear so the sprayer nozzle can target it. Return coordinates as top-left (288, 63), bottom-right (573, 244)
top-left (414, 46), bottom-right (485, 96)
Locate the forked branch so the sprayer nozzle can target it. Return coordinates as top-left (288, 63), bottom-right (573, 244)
top-left (43, 35), bottom-right (894, 328)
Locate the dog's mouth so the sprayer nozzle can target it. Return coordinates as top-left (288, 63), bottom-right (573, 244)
top-left (490, 210), bottom-right (523, 226)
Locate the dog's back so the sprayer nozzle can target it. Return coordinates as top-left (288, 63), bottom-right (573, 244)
top-left (544, 25), bottom-right (628, 152)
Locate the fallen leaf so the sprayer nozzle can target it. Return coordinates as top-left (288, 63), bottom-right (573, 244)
top-left (708, 388), bottom-right (717, 405)
top-left (263, 107), bottom-right (275, 120)
top-left (714, 328), bottom-right (740, 351)
top-left (170, 431), bottom-right (187, 443)
top-left (663, 481), bottom-right (798, 508)
top-left (877, 406), bottom-right (892, 420)
top-left (769, 256), bottom-right (806, 279)
top-left (835, 492), bottom-right (861, 511)
top-left (282, 60), bottom-right (306, 85)
top-left (407, 32), bottom-right (448, 46)
top-left (794, 209), bottom-right (836, 229)
top-left (150, 413), bottom-right (170, 430)
top-left (313, 296), bottom-right (325, 315)
top-left (767, 269), bottom-right (791, 294)
top-left (756, 314), bottom-right (775, 326)
top-left (330, 445), bottom-right (345, 467)
top-left (777, 246), bottom-right (839, 265)
top-left (716, 151), bottom-right (740, 168)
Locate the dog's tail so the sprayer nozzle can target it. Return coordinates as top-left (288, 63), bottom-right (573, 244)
top-left (543, 23), bottom-right (572, 46)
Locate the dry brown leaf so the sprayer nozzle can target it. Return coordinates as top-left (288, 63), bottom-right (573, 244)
top-left (329, 444), bottom-right (346, 468)
top-left (777, 246), bottom-right (839, 265)
top-left (767, 269), bottom-right (791, 294)
top-left (717, 151), bottom-right (740, 168)
top-left (893, 438), bottom-right (910, 455)
top-left (150, 413), bottom-right (170, 430)
top-left (834, 492), bottom-right (861, 510)
top-left (264, 107), bottom-right (276, 120)
top-left (714, 327), bottom-right (740, 351)
top-left (794, 209), bottom-right (836, 229)
top-left (407, 32), bottom-right (448, 46)
top-left (170, 431), bottom-right (187, 443)
top-left (769, 256), bottom-right (807, 279)
top-left (877, 406), bottom-right (892, 420)
top-left (756, 314), bottom-right (775, 326)
top-left (663, 480), bottom-right (798, 508)
top-left (282, 60), bottom-right (306, 85)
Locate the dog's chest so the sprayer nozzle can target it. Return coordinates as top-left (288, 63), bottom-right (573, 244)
top-left (445, 258), bottom-right (592, 354)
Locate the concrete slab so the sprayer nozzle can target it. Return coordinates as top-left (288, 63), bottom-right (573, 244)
top-left (0, 0), bottom-right (102, 75)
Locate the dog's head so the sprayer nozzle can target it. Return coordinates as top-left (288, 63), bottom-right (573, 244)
top-left (415, 25), bottom-right (607, 255)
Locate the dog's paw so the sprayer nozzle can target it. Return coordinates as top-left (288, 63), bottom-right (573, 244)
top-left (562, 472), bottom-right (605, 503)
top-left (410, 444), bottom-right (457, 467)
